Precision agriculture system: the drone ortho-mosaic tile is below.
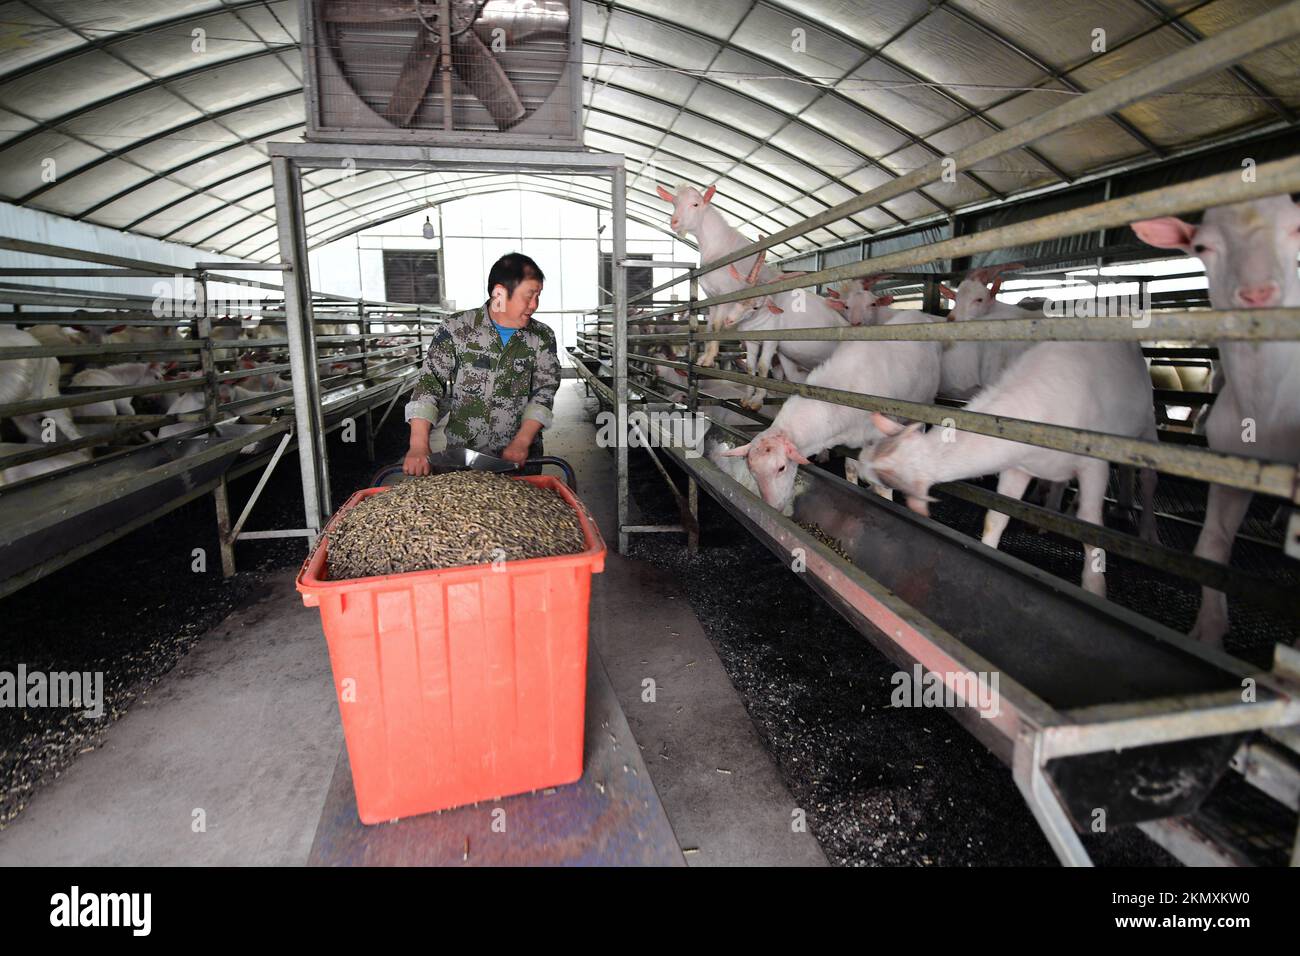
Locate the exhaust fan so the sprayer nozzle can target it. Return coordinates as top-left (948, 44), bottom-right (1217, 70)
top-left (301, 0), bottom-right (582, 148)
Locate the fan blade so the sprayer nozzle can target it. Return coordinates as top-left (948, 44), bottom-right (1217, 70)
top-left (384, 29), bottom-right (438, 127)
top-left (322, 1), bottom-right (437, 22)
top-left (451, 28), bottom-right (526, 130)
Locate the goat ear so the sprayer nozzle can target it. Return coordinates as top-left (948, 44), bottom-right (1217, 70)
top-left (728, 263), bottom-right (744, 282)
top-left (720, 442), bottom-right (750, 457)
top-left (876, 294), bottom-right (894, 306)
top-left (781, 435), bottom-right (810, 465)
top-left (871, 412), bottom-right (905, 436)
top-left (1131, 216), bottom-right (1197, 251)
top-left (826, 298), bottom-right (847, 311)
top-left (656, 184), bottom-right (675, 202)
top-left (988, 262), bottom-right (1025, 294)
top-left (824, 287), bottom-right (840, 299)
top-left (766, 301), bottom-right (784, 314)
top-left (939, 284), bottom-right (957, 300)
top-left (701, 184), bottom-right (716, 204)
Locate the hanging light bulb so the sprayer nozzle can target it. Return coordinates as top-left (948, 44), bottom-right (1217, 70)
top-left (422, 214), bottom-right (435, 240)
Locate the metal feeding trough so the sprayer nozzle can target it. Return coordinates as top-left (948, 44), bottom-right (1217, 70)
top-left (628, 406), bottom-right (1300, 866)
top-left (0, 429), bottom-right (279, 595)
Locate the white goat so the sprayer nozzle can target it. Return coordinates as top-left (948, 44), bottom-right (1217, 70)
top-left (721, 312), bottom-right (943, 511)
top-left (865, 341), bottom-right (1159, 597)
top-left (68, 362), bottom-right (164, 438)
top-left (825, 275), bottom-right (897, 327)
top-left (1132, 194), bottom-right (1300, 645)
top-left (713, 250), bottom-right (854, 410)
top-left (0, 325), bottom-right (84, 442)
top-left (26, 324), bottom-right (92, 377)
top-left (656, 183), bottom-right (779, 368)
top-left (937, 263), bottom-right (1041, 400)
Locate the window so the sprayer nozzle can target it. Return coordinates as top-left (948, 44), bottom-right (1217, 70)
top-left (383, 250), bottom-right (441, 304)
top-left (600, 252), bottom-right (653, 306)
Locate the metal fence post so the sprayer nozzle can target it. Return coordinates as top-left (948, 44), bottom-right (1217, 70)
top-left (359, 298), bottom-right (374, 461)
top-left (194, 270), bottom-right (236, 577)
top-left (612, 164), bottom-right (628, 553)
top-left (687, 274), bottom-right (700, 554)
top-left (271, 155), bottom-right (330, 538)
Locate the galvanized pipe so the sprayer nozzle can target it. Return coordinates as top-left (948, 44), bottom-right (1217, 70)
top-left (628, 308), bottom-right (1300, 345)
top-left (639, 155), bottom-right (1300, 319)
top-left (653, 357), bottom-right (1299, 503)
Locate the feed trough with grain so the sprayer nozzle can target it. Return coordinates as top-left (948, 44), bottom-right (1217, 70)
top-left (325, 471), bottom-right (588, 579)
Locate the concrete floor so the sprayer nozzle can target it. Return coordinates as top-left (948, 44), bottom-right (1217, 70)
top-left (0, 381), bottom-right (825, 866)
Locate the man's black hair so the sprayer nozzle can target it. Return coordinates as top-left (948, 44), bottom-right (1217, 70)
top-left (487, 253), bottom-right (545, 299)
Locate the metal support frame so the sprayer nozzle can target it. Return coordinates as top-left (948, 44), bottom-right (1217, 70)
top-left (1013, 729), bottom-right (1093, 867)
top-left (608, 404), bottom-right (1300, 867)
top-left (268, 142), bottom-right (626, 547)
top-left (272, 154), bottom-right (331, 538)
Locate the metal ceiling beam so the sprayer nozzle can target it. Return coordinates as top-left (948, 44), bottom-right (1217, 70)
top-left (11, 0), bottom-right (1290, 267)
top-left (165, 77), bottom-right (878, 254)
top-left (303, 173), bottom-right (678, 242)
top-left (583, 106), bottom-right (857, 240)
top-left (769, 119), bottom-right (1299, 271)
top-left (593, 5), bottom-right (965, 215)
top-left (581, 0), bottom-right (617, 132)
top-left (233, 174), bottom-right (682, 261)
top-left (0, 44), bottom-right (298, 155)
top-left (751, 0), bottom-right (1072, 185)
top-left (18, 3), bottom-right (295, 211)
top-left (169, 3), bottom-right (1300, 250)
top-left (580, 46), bottom-right (908, 230)
top-left (295, 126), bottom-right (785, 244)
top-left (583, 81), bottom-right (891, 232)
top-left (87, 122), bottom-right (302, 227)
top-left (10, 5), bottom-right (898, 241)
top-left (169, 100), bottom-right (830, 256)
top-left (14, 88), bottom-right (301, 206)
top-left (197, 140), bottom-right (753, 257)
top-left (626, 0), bottom-right (761, 196)
top-left (717, 4), bottom-right (1014, 206)
top-left (938, 0), bottom-right (1166, 158)
top-left (311, 184), bottom-right (679, 248)
top-left (859, 0), bottom-right (1218, 172)
top-left (1127, 0), bottom-right (1294, 124)
top-left (269, 176), bottom-right (682, 255)
top-left (0, 0), bottom-right (274, 84)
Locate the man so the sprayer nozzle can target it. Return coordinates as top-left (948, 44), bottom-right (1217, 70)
top-left (403, 252), bottom-right (561, 476)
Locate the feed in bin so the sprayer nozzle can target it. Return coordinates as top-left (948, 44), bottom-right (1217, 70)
top-left (296, 468), bottom-right (606, 825)
top-left (326, 471), bottom-right (588, 578)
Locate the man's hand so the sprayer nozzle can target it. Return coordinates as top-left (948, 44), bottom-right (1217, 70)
top-left (500, 436), bottom-right (530, 465)
top-left (403, 444), bottom-right (432, 476)
top-left (503, 418), bottom-right (543, 465)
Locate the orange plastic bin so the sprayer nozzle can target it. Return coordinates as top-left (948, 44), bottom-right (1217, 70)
top-left (296, 474), bottom-right (606, 824)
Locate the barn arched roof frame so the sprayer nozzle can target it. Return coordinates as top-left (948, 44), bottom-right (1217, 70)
top-left (0, 0), bottom-right (1294, 262)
